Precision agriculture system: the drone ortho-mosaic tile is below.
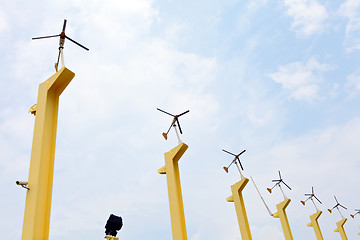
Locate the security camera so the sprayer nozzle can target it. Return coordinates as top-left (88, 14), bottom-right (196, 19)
top-left (16, 181), bottom-right (29, 190)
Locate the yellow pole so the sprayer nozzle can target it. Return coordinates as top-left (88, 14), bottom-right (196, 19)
top-left (306, 211), bottom-right (324, 240)
top-left (272, 199), bottom-right (293, 240)
top-left (226, 177), bottom-right (252, 240)
top-left (334, 218), bottom-right (348, 240)
top-left (21, 67), bottom-right (75, 240)
top-left (158, 143), bottom-right (188, 240)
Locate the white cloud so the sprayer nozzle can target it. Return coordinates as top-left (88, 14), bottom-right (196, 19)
top-left (283, 0), bottom-right (328, 37)
top-left (345, 68), bottom-right (360, 97)
top-left (269, 58), bottom-right (334, 102)
top-left (0, 10), bottom-right (8, 32)
top-left (338, 0), bottom-right (360, 52)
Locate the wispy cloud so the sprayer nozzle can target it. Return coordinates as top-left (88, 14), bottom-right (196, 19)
top-left (338, 0), bottom-right (360, 52)
top-left (345, 68), bottom-right (360, 97)
top-left (269, 58), bottom-right (334, 102)
top-left (283, 0), bottom-right (328, 37)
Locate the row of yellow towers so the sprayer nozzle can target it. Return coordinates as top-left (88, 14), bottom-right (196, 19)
top-left (20, 68), bottom-right (359, 240)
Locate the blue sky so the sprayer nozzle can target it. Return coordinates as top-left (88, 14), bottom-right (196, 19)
top-left (1, 0), bottom-right (360, 239)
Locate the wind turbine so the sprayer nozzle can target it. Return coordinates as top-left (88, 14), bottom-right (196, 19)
top-left (32, 19), bottom-right (89, 71)
top-left (157, 108), bottom-right (189, 144)
top-left (222, 149), bottom-right (246, 179)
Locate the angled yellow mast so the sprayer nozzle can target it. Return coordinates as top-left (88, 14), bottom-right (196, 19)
top-left (21, 67), bottom-right (75, 240)
top-left (266, 171), bottom-right (293, 240)
top-left (300, 187), bottom-right (324, 240)
top-left (307, 211), bottom-right (324, 240)
top-left (226, 177), bottom-right (252, 240)
top-left (272, 198), bottom-right (293, 240)
top-left (334, 218), bottom-right (348, 240)
top-left (158, 143), bottom-right (188, 240)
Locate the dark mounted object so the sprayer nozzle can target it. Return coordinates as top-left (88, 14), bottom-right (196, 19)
top-left (105, 214), bottom-right (123, 237)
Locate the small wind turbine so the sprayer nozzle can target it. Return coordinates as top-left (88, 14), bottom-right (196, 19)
top-left (328, 196), bottom-right (347, 219)
top-left (157, 108), bottom-right (189, 144)
top-left (267, 171), bottom-right (291, 199)
top-left (300, 187), bottom-right (322, 212)
top-left (222, 149), bottom-right (246, 179)
top-left (32, 19), bottom-right (89, 71)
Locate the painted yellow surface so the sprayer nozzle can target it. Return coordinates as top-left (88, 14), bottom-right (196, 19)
top-left (334, 218), bottom-right (348, 240)
top-left (104, 235), bottom-right (119, 240)
top-left (306, 211), bottom-right (324, 240)
top-left (158, 143), bottom-right (188, 240)
top-left (272, 199), bottom-right (293, 240)
top-left (21, 67), bottom-right (75, 240)
top-left (226, 178), bottom-right (252, 240)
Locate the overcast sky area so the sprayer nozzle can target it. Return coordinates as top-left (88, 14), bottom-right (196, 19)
top-left (1, 0), bottom-right (360, 239)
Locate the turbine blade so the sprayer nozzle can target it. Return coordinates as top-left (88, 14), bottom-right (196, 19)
top-left (176, 119), bottom-right (183, 134)
top-left (157, 108), bottom-right (174, 117)
top-left (314, 196), bottom-right (322, 204)
top-left (312, 187), bottom-right (314, 194)
top-left (238, 149), bottom-right (246, 156)
top-left (237, 157), bottom-right (244, 170)
top-left (178, 110), bottom-right (189, 117)
top-left (278, 171), bottom-right (282, 179)
top-left (282, 181), bottom-right (292, 190)
top-left (65, 36), bottom-right (89, 50)
top-left (340, 204), bottom-right (347, 210)
top-left (222, 149), bottom-right (237, 157)
top-left (62, 19), bottom-right (67, 32)
top-left (334, 196), bottom-right (339, 203)
top-left (32, 34), bottom-right (60, 40)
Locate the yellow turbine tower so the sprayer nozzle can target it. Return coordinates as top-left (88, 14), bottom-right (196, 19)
top-left (222, 149), bottom-right (252, 240)
top-left (266, 171), bottom-right (294, 240)
top-left (20, 67), bottom-right (75, 240)
top-left (158, 143), bottom-right (189, 240)
top-left (300, 187), bottom-right (324, 240)
top-left (328, 196), bottom-right (348, 240)
top-left (157, 108), bottom-right (190, 240)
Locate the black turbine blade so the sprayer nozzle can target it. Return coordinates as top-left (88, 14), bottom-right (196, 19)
top-left (222, 149), bottom-right (237, 157)
top-left (272, 179), bottom-right (280, 182)
top-left (340, 204), bottom-right (347, 210)
top-left (65, 36), bottom-right (89, 51)
top-left (32, 34), bottom-right (60, 40)
top-left (157, 108), bottom-right (174, 117)
top-left (312, 187), bottom-right (314, 194)
top-left (314, 195), bottom-right (322, 204)
top-left (176, 118), bottom-right (183, 134)
top-left (305, 194), bottom-right (312, 196)
top-left (238, 149), bottom-right (246, 156)
top-left (62, 19), bottom-right (67, 31)
top-left (282, 181), bottom-right (292, 190)
top-left (178, 110), bottom-right (189, 117)
top-left (334, 196), bottom-right (339, 204)
top-left (237, 157), bottom-right (244, 170)
top-left (278, 171), bottom-right (282, 179)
